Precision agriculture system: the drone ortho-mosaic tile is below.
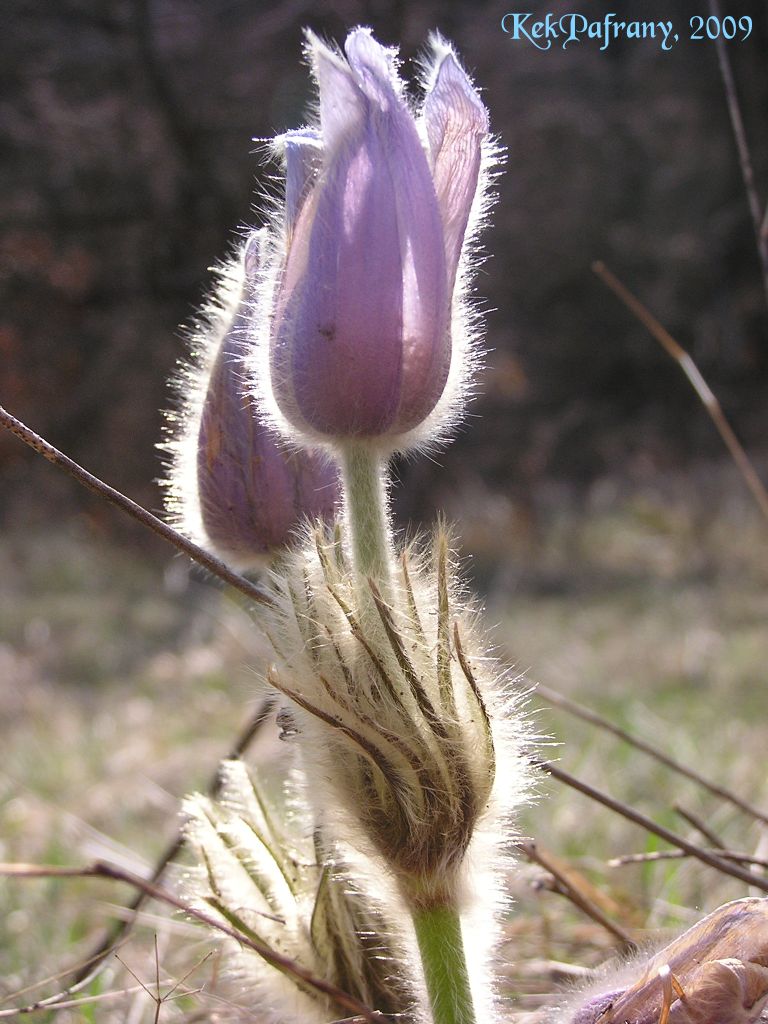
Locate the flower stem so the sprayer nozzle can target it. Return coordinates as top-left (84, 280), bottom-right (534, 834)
top-left (412, 904), bottom-right (476, 1024)
top-left (339, 442), bottom-right (392, 585)
top-left (340, 444), bottom-right (476, 1023)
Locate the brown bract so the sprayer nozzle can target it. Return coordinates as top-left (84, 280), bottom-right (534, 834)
top-left (575, 898), bottom-right (768, 1024)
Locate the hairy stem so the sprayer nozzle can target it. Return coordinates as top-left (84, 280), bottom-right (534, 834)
top-left (339, 442), bottom-right (392, 585)
top-left (412, 904), bottom-right (476, 1024)
top-left (339, 444), bottom-right (477, 1022)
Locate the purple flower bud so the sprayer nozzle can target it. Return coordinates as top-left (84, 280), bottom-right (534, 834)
top-left (266, 29), bottom-right (490, 447)
top-left (166, 234), bottom-right (340, 569)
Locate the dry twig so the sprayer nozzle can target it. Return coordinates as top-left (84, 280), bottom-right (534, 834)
top-left (517, 840), bottom-right (637, 953)
top-left (72, 697), bottom-right (276, 986)
top-left (592, 262), bottom-right (768, 523)
top-left (708, 0), bottom-right (768, 312)
top-left (536, 684), bottom-right (768, 827)
top-left (0, 860), bottom-right (382, 1022)
top-left (0, 404), bottom-right (272, 606)
top-left (673, 804), bottom-right (726, 849)
top-left (609, 849), bottom-right (768, 870)
top-left (537, 760), bottom-right (768, 893)
top-left (0, 979), bottom-right (201, 1018)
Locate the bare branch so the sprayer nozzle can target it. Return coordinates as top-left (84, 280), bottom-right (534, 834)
top-left (536, 684), bottom-right (768, 826)
top-left (609, 849), bottom-right (768, 870)
top-left (708, 0), bottom-right (768, 312)
top-left (517, 840), bottom-right (637, 953)
top-left (72, 697), bottom-right (276, 986)
top-left (0, 860), bottom-right (383, 1022)
top-left (673, 804), bottom-right (725, 849)
top-left (536, 760), bottom-right (768, 893)
top-left (0, 979), bottom-right (200, 1017)
top-left (0, 938), bottom-right (133, 1011)
top-left (0, 404), bottom-right (272, 606)
top-left (592, 262), bottom-right (768, 523)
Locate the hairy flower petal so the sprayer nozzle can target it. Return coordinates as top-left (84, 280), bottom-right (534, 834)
top-left (164, 237), bottom-right (340, 568)
top-left (423, 41), bottom-right (489, 292)
top-left (264, 28), bottom-right (487, 449)
top-left (278, 129), bottom-right (324, 236)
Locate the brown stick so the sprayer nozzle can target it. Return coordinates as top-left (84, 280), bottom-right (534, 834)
top-left (72, 697), bottom-right (276, 986)
top-left (609, 849), bottom-right (768, 869)
top-left (592, 262), bottom-right (768, 523)
top-left (0, 939), bottom-right (136, 1013)
top-left (0, 404), bottom-right (272, 606)
top-left (0, 980), bottom-right (200, 1018)
top-left (518, 840), bottom-right (637, 953)
top-left (536, 684), bottom-right (768, 827)
top-left (537, 760), bottom-right (768, 893)
top-left (673, 804), bottom-right (725, 850)
top-left (708, 0), bottom-right (768, 312)
top-left (0, 861), bottom-right (382, 1022)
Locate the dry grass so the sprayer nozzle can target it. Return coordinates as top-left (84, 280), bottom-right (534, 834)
top-left (2, 464), bottom-right (768, 1021)
top-left (490, 466), bottom-right (768, 1017)
top-left (0, 524), bottom-right (284, 1021)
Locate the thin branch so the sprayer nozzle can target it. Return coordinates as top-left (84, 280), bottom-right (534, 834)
top-left (0, 939), bottom-right (133, 1010)
top-left (0, 980), bottom-right (200, 1017)
top-left (0, 861), bottom-right (383, 1023)
top-left (537, 760), bottom-right (768, 893)
top-left (592, 261), bottom-right (768, 522)
top-left (536, 684), bottom-right (768, 826)
top-left (708, 0), bottom-right (768, 312)
top-left (0, 404), bottom-right (272, 606)
top-left (609, 849), bottom-right (768, 869)
top-left (113, 946), bottom-right (211, 1023)
top-left (673, 803), bottom-right (725, 849)
top-left (72, 697), bottom-right (276, 986)
top-left (115, 950), bottom-right (158, 1003)
top-left (517, 840), bottom-right (637, 953)
top-left (163, 950), bottom-right (214, 1002)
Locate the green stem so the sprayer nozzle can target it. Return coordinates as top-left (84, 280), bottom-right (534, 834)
top-left (340, 445), bottom-right (476, 1023)
top-left (339, 442), bottom-right (392, 585)
top-left (412, 904), bottom-right (476, 1024)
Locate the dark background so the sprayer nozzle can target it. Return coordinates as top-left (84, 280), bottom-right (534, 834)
top-left (2, 0), bottom-right (767, 539)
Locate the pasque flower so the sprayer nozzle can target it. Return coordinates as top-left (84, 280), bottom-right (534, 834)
top-left (263, 29), bottom-right (490, 449)
top-left (166, 28), bottom-right (525, 1024)
top-left (164, 234), bottom-right (339, 569)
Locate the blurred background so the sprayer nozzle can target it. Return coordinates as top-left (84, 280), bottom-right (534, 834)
top-left (2, 2), bottom-right (768, 1017)
top-left (2, 0), bottom-right (767, 541)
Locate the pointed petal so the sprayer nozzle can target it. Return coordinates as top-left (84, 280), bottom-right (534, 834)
top-left (344, 28), bottom-right (451, 431)
top-left (309, 34), bottom-right (366, 151)
top-left (278, 129), bottom-right (323, 236)
top-left (423, 45), bottom-right (488, 290)
top-left (269, 29), bottom-right (468, 443)
top-left (197, 248), bottom-right (338, 562)
top-left (384, 104), bottom-right (450, 431)
top-left (344, 28), bottom-right (401, 109)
